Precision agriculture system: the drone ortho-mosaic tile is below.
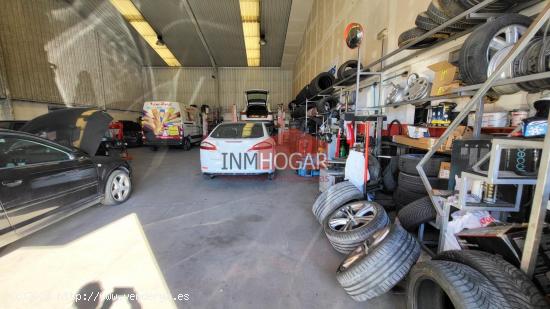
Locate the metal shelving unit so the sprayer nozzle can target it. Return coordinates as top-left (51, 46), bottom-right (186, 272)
top-left (412, 0), bottom-right (550, 278)
top-left (294, 0), bottom-right (549, 277)
top-left (294, 0), bottom-right (549, 275)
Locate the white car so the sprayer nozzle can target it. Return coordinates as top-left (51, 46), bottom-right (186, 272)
top-left (200, 122), bottom-right (276, 179)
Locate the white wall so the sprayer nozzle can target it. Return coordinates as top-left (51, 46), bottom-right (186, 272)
top-left (0, 0), bottom-right (145, 120)
top-left (144, 67), bottom-right (293, 113)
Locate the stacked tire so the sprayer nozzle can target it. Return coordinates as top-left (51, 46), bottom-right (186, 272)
top-left (408, 250), bottom-right (549, 308)
top-left (311, 181), bottom-right (421, 301)
top-left (393, 154), bottom-right (449, 210)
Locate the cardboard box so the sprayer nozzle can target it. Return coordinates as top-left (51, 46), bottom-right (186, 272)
top-left (439, 162), bottom-right (451, 179)
top-left (407, 126), bottom-right (430, 139)
top-left (445, 125), bottom-right (472, 150)
top-left (428, 61), bottom-right (460, 96)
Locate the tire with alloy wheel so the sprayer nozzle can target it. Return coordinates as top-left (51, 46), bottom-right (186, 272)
top-left (102, 169), bottom-right (132, 205)
top-left (435, 250), bottom-right (549, 309)
top-left (397, 197), bottom-right (436, 232)
top-left (312, 181), bottom-right (363, 224)
top-left (323, 201), bottom-right (390, 254)
top-left (459, 14), bottom-right (532, 86)
top-left (407, 260), bottom-right (512, 309)
top-left (336, 224), bottom-right (420, 301)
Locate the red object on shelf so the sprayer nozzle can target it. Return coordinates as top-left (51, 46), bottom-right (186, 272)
top-left (109, 121), bottom-right (124, 141)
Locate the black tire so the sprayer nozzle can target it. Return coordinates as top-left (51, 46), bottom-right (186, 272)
top-left (182, 137), bottom-right (192, 151)
top-left (435, 250), bottom-right (549, 309)
top-left (398, 27), bottom-right (449, 49)
top-left (309, 72), bottom-right (335, 96)
top-left (398, 154), bottom-right (449, 177)
top-left (427, 0), bottom-right (474, 30)
top-left (397, 197), bottom-right (436, 232)
top-left (459, 0), bottom-right (514, 13)
top-left (337, 60), bottom-right (366, 85)
top-left (393, 187), bottom-right (427, 211)
top-left (398, 172), bottom-right (445, 194)
top-left (323, 201), bottom-right (390, 254)
top-left (312, 181), bottom-right (363, 224)
top-left (382, 156), bottom-right (399, 192)
top-left (407, 260), bottom-right (512, 309)
top-left (459, 14), bottom-right (532, 85)
top-left (336, 224), bottom-right (421, 301)
top-left (102, 169), bottom-right (132, 206)
top-left (415, 12), bottom-right (461, 33)
top-left (439, 0), bottom-right (481, 25)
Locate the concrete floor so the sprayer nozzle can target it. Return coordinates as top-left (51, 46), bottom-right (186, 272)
top-left (0, 147), bottom-right (405, 308)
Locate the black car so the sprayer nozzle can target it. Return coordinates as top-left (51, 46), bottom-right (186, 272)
top-left (120, 120), bottom-right (143, 147)
top-left (0, 108), bottom-right (132, 247)
top-left (0, 120), bottom-right (28, 131)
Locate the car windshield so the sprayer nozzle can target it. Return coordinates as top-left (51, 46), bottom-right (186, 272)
top-left (210, 123), bottom-right (264, 139)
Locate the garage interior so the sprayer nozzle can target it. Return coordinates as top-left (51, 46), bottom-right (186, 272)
top-left (1, 0), bottom-right (550, 308)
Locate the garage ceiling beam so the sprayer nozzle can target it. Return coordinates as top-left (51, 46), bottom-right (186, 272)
top-left (182, 0), bottom-right (217, 68)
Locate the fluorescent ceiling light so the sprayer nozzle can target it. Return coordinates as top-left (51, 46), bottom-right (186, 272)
top-left (110, 0), bottom-right (181, 67)
top-left (239, 0), bottom-right (260, 67)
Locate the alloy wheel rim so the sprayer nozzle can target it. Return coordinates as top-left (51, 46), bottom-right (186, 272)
top-left (111, 173), bottom-right (130, 202)
top-left (486, 25), bottom-right (527, 94)
top-left (338, 226), bottom-right (390, 272)
top-left (328, 201), bottom-right (376, 232)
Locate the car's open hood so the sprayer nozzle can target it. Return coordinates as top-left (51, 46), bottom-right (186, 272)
top-left (21, 108), bottom-right (113, 155)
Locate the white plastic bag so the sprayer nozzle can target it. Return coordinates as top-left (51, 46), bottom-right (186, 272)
top-left (443, 210), bottom-right (496, 251)
top-left (345, 150), bottom-right (369, 193)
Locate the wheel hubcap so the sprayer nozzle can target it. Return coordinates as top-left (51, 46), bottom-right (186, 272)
top-left (328, 201), bottom-right (376, 232)
top-left (486, 25), bottom-right (527, 94)
top-left (111, 173), bottom-right (130, 202)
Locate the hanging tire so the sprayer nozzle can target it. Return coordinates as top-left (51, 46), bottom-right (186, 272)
top-left (407, 260), bottom-right (512, 309)
top-left (312, 181), bottom-right (363, 224)
top-left (397, 197), bottom-right (436, 232)
top-left (415, 12), bottom-right (461, 33)
top-left (398, 27), bottom-right (449, 49)
top-left (427, 0), bottom-right (474, 30)
top-left (393, 187), bottom-right (427, 211)
top-left (337, 60), bottom-right (366, 85)
top-left (323, 201), bottom-right (390, 254)
top-left (309, 72), bottom-right (336, 96)
top-left (435, 250), bottom-right (549, 309)
top-left (459, 0), bottom-right (515, 13)
top-left (102, 169), bottom-right (132, 206)
top-left (459, 14), bottom-right (532, 86)
top-left (439, 0), bottom-right (481, 25)
top-left (398, 154), bottom-right (449, 177)
top-left (336, 224), bottom-right (420, 301)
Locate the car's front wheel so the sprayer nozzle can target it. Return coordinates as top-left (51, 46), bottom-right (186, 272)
top-left (102, 169), bottom-right (132, 205)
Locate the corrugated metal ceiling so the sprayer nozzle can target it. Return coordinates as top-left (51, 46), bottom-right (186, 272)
top-left (68, 0), bottom-right (292, 67)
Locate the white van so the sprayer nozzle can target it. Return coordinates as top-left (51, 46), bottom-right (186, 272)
top-left (142, 101), bottom-right (203, 151)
